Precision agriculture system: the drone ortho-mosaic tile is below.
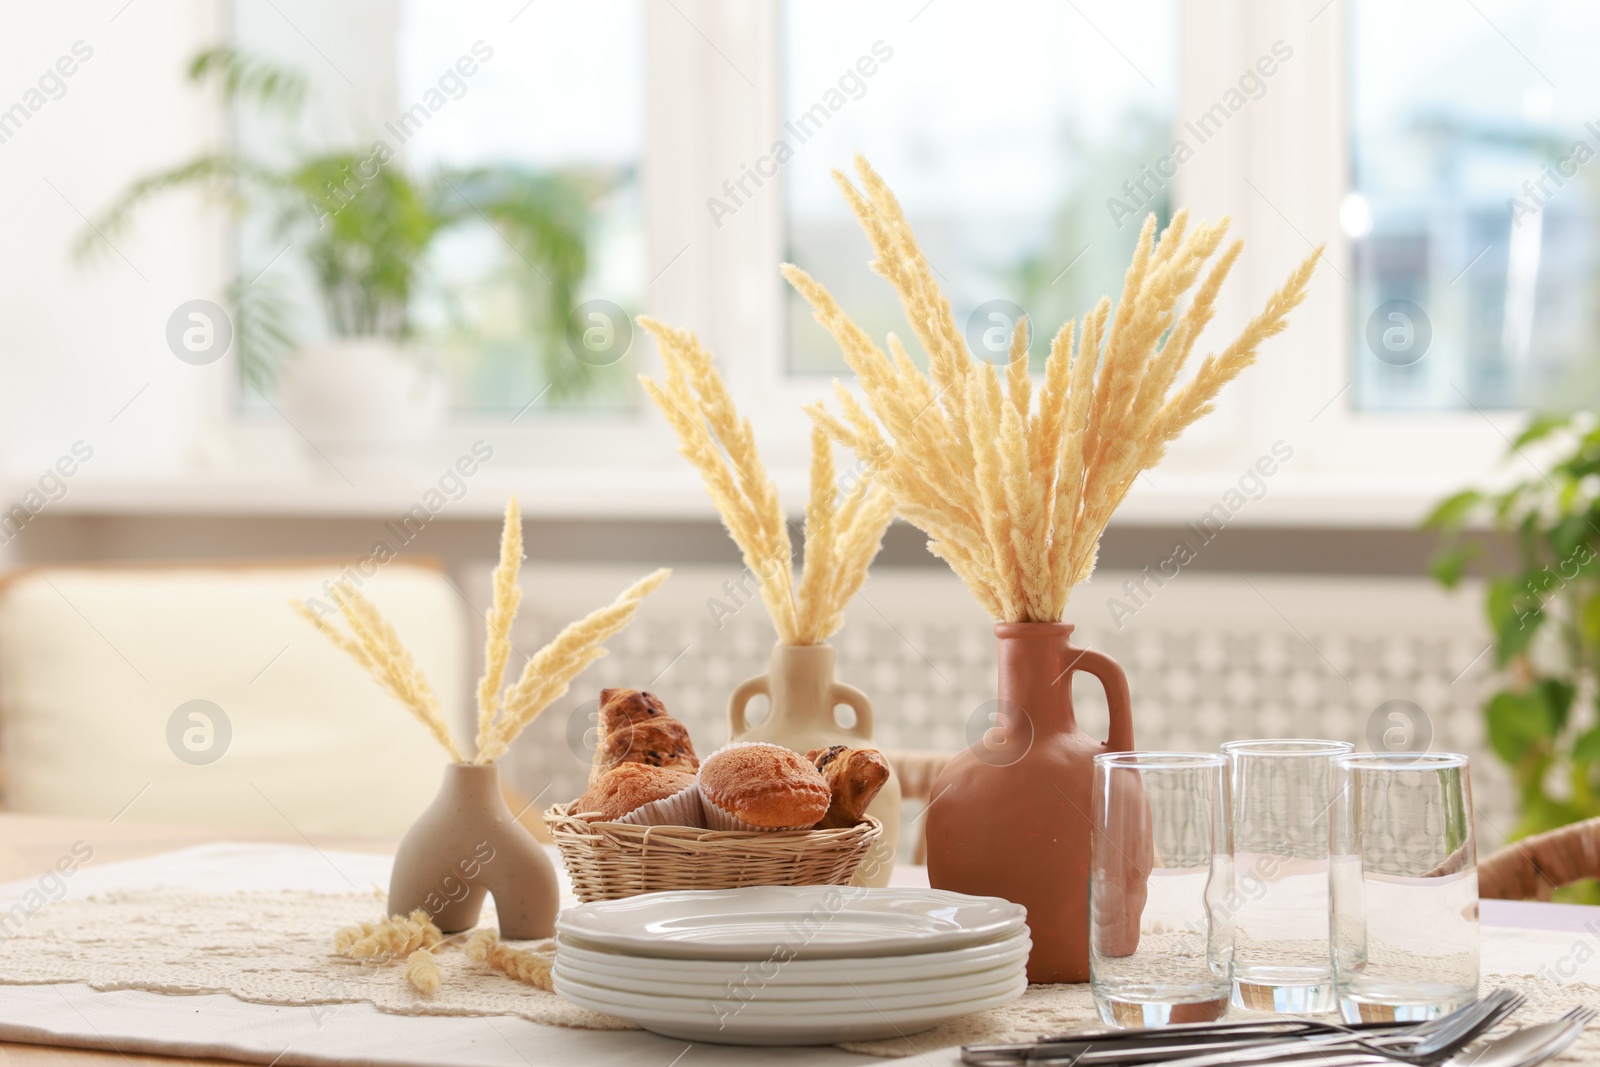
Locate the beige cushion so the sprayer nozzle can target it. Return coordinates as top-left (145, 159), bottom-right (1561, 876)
top-left (0, 562), bottom-right (466, 836)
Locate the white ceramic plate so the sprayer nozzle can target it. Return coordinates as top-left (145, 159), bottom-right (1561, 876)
top-left (555, 928), bottom-right (1031, 990)
top-left (556, 885), bottom-right (1026, 961)
top-left (553, 971), bottom-right (1028, 1045)
top-left (555, 965), bottom-right (1022, 1015)
top-left (554, 951), bottom-right (1026, 1002)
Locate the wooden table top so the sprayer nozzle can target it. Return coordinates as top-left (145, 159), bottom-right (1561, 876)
top-left (0, 813), bottom-right (395, 1067)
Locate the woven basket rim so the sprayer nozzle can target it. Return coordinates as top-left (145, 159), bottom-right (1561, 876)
top-left (544, 802), bottom-right (881, 843)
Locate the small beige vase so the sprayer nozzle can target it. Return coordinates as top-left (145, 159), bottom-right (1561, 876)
top-left (388, 762), bottom-right (559, 939)
top-left (729, 643), bottom-right (901, 886)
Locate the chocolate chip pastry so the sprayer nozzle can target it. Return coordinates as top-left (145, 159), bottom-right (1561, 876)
top-left (806, 745), bottom-right (891, 829)
top-left (587, 688), bottom-right (698, 785)
top-left (596, 687), bottom-right (669, 736)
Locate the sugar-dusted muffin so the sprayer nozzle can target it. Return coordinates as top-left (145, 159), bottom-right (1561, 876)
top-left (807, 745), bottom-right (891, 829)
top-left (589, 718), bottom-right (699, 785)
top-left (597, 688), bottom-right (669, 737)
top-left (572, 763), bottom-right (702, 825)
top-left (697, 742), bottom-right (831, 831)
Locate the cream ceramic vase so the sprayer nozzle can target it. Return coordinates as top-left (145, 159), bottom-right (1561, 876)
top-left (728, 643), bottom-right (901, 886)
top-left (388, 762), bottom-right (559, 939)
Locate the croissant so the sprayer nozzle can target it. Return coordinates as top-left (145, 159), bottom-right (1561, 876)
top-left (596, 688), bottom-right (669, 737)
top-left (590, 718), bottom-right (698, 784)
top-left (806, 745), bottom-right (890, 829)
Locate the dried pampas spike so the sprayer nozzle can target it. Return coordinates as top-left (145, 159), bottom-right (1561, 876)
top-left (474, 567), bottom-right (671, 764)
top-left (405, 948), bottom-right (442, 995)
top-left (336, 910), bottom-right (442, 963)
top-left (332, 921), bottom-right (376, 956)
top-left (476, 497), bottom-right (524, 759)
top-left (466, 929), bottom-right (554, 991)
top-left (294, 497), bottom-right (669, 765)
top-left (293, 586), bottom-right (464, 762)
top-left (639, 316), bottom-right (894, 645)
top-left (787, 153), bottom-right (1320, 622)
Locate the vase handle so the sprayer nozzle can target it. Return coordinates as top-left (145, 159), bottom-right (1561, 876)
top-left (831, 682), bottom-right (874, 741)
top-left (1064, 646), bottom-right (1134, 752)
top-left (728, 673), bottom-right (770, 739)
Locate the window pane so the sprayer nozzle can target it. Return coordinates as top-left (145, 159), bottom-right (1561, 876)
top-left (782, 0), bottom-right (1180, 375)
top-left (1350, 0), bottom-right (1600, 412)
top-left (232, 1), bottom-right (645, 415)
top-left (398, 0), bottom-right (645, 413)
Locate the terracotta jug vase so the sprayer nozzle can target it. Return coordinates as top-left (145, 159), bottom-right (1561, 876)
top-left (388, 762), bottom-right (559, 939)
top-left (926, 622), bottom-right (1147, 983)
top-left (729, 643), bottom-right (901, 886)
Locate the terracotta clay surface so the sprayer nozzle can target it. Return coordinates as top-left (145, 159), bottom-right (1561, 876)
top-left (925, 622), bottom-right (1146, 983)
top-left (388, 762), bottom-right (559, 939)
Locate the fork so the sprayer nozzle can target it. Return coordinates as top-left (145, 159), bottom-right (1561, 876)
top-left (1365, 990), bottom-right (1528, 1062)
top-left (962, 990), bottom-right (1522, 1067)
top-left (1117, 1005), bottom-right (1593, 1067)
top-left (1078, 992), bottom-right (1525, 1067)
top-left (1449, 1006), bottom-right (1597, 1067)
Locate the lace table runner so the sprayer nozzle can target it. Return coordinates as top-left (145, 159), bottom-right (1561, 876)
top-left (0, 887), bottom-right (628, 1032)
top-left (3, 883), bottom-right (1600, 1061)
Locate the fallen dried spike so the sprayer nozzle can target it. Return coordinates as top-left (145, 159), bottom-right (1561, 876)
top-left (338, 910), bottom-right (442, 964)
top-left (405, 948), bottom-right (442, 995)
top-left (466, 929), bottom-right (554, 992)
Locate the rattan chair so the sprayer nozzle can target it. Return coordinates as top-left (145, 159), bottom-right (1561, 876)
top-left (1478, 816), bottom-right (1600, 900)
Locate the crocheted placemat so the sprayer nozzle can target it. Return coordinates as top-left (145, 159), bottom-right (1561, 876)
top-left (2, 886), bottom-right (1596, 1060)
top-left (0, 888), bottom-right (627, 1032)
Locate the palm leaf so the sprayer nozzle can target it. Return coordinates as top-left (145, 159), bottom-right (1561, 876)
top-left (75, 154), bottom-right (286, 262)
top-left (226, 272), bottom-right (298, 389)
top-left (188, 46), bottom-right (308, 113)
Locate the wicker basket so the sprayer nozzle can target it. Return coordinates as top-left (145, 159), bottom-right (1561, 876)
top-left (543, 803), bottom-right (882, 902)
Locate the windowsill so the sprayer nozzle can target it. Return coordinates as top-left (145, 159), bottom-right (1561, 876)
top-left (6, 467), bottom-right (1455, 529)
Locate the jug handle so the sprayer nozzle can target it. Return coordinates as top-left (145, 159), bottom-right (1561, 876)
top-left (728, 673), bottom-right (770, 738)
top-left (831, 682), bottom-right (874, 742)
top-left (1063, 646), bottom-right (1134, 752)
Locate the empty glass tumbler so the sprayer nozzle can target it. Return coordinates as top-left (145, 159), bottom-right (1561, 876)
top-left (1090, 752), bottom-right (1233, 1027)
top-left (1223, 739), bottom-right (1352, 1014)
top-left (1330, 752), bottom-right (1479, 1021)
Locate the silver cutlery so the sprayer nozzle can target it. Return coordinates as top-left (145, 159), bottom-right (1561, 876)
top-left (1369, 990), bottom-right (1528, 1062)
top-left (1160, 1006), bottom-right (1593, 1067)
top-left (1071, 1005), bottom-right (1591, 1067)
top-left (962, 989), bottom-right (1521, 1066)
top-left (1450, 1006), bottom-right (1596, 1067)
top-left (1059, 991), bottom-right (1523, 1067)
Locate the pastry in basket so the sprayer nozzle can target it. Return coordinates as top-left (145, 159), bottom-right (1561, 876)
top-left (573, 763), bottom-right (703, 826)
top-left (596, 687), bottom-right (669, 736)
top-left (590, 718), bottom-right (699, 783)
top-left (806, 745), bottom-right (891, 830)
top-left (697, 742), bottom-right (831, 831)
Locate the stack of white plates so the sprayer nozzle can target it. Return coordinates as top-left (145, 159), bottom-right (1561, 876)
top-left (553, 885), bottom-right (1029, 1045)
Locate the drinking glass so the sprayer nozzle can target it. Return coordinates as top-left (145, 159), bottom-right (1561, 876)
top-left (1090, 752), bottom-right (1232, 1027)
top-left (1330, 752), bottom-right (1478, 1021)
top-left (1223, 739), bottom-right (1352, 1014)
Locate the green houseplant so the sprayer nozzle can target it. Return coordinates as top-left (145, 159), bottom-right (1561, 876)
top-left (78, 47), bottom-right (607, 408)
top-left (1427, 413), bottom-right (1600, 858)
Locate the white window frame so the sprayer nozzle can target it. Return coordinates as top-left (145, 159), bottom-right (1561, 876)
top-left (695, 0), bottom-right (1521, 527)
top-left (148, 0), bottom-right (1532, 523)
top-left (1163, 0), bottom-right (1521, 526)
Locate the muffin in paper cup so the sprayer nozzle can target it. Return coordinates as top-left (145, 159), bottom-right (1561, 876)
top-left (572, 764), bottom-right (699, 825)
top-left (697, 741), bottom-right (831, 832)
top-left (613, 780), bottom-right (706, 828)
